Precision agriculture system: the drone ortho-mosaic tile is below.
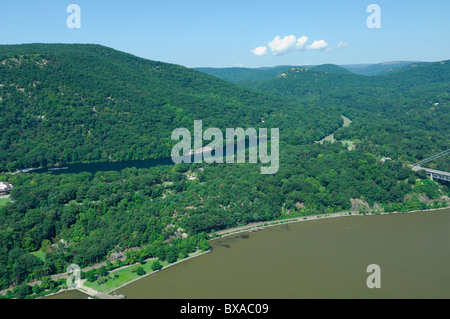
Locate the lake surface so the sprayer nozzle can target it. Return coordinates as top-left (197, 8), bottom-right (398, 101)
top-left (28, 141), bottom-right (258, 175)
top-left (116, 209), bottom-right (450, 299)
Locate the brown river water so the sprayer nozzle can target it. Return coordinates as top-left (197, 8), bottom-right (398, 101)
top-left (49, 209), bottom-right (450, 299)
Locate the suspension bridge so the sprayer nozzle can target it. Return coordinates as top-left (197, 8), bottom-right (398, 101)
top-left (411, 149), bottom-right (450, 182)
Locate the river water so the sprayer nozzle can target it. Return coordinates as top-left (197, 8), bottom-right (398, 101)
top-left (114, 209), bottom-right (449, 299)
top-left (27, 141), bottom-right (259, 175)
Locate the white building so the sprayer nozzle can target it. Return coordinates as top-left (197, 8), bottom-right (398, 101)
top-left (0, 181), bottom-right (13, 194)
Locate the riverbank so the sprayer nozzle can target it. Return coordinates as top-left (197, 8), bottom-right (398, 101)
top-left (103, 205), bottom-right (450, 298)
top-left (16, 204), bottom-right (450, 299)
top-left (40, 250), bottom-right (210, 299)
top-left (211, 205), bottom-right (450, 240)
top-left (116, 206), bottom-right (450, 299)
top-left (107, 249), bottom-right (210, 295)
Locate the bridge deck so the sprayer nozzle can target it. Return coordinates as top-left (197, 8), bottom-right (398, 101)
top-left (412, 166), bottom-right (450, 181)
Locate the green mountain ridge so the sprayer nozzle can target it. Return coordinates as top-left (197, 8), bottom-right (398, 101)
top-left (195, 60), bottom-right (439, 82)
top-left (309, 64), bottom-right (353, 74)
top-left (240, 60), bottom-right (450, 164)
top-left (194, 65), bottom-right (293, 84)
top-left (198, 58), bottom-right (449, 164)
top-left (0, 44), bottom-right (339, 171)
top-left (1, 44), bottom-right (447, 171)
top-left (341, 61), bottom-right (424, 75)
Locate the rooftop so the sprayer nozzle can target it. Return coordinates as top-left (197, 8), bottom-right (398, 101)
top-left (0, 181), bottom-right (13, 192)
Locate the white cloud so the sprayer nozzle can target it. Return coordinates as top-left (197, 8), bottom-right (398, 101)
top-left (337, 41), bottom-right (349, 49)
top-left (307, 40), bottom-right (328, 50)
top-left (251, 46), bottom-right (268, 56)
top-left (268, 35), bottom-right (308, 56)
top-left (268, 35), bottom-right (296, 56)
top-left (295, 35), bottom-right (308, 50)
top-left (251, 35), bottom-right (332, 57)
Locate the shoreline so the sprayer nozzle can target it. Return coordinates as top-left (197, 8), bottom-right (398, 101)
top-left (106, 205), bottom-right (450, 298)
top-left (39, 250), bottom-right (211, 299)
top-left (108, 249), bottom-right (211, 295)
top-left (36, 204), bottom-right (450, 299)
top-left (211, 205), bottom-right (450, 241)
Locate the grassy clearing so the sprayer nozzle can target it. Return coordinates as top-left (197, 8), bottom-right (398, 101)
top-left (0, 198), bottom-right (11, 207)
top-left (84, 250), bottom-right (204, 293)
top-left (31, 251), bottom-right (46, 262)
top-left (84, 261), bottom-right (155, 293)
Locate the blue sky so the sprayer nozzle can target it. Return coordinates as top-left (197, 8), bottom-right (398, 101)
top-left (1, 0), bottom-right (449, 68)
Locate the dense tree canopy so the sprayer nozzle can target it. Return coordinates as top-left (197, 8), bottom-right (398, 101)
top-left (0, 44), bottom-right (341, 171)
top-left (0, 44), bottom-right (448, 296)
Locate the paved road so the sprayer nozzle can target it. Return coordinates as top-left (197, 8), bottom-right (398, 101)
top-left (0, 261), bottom-right (108, 296)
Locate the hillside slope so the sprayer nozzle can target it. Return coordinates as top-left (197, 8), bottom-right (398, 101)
top-left (0, 44), bottom-right (339, 171)
top-left (249, 60), bottom-right (450, 163)
top-left (341, 61), bottom-right (420, 75)
top-left (198, 60), bottom-right (450, 165)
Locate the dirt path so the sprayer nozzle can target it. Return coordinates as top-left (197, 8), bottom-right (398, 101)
top-left (314, 115), bottom-right (353, 148)
top-left (214, 211), bottom-right (353, 238)
top-left (214, 206), bottom-right (450, 240)
top-left (341, 115), bottom-right (352, 127)
top-left (0, 261), bottom-right (107, 296)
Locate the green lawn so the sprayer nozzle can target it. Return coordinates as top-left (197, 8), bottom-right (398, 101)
top-left (0, 198), bottom-right (11, 207)
top-left (84, 250), bottom-right (204, 293)
top-left (31, 251), bottom-right (46, 262)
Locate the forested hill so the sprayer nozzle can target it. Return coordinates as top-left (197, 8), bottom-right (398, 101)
top-left (309, 64), bottom-right (352, 74)
top-left (2, 43), bottom-right (447, 172)
top-left (1, 45), bottom-right (449, 295)
top-left (194, 61), bottom-right (420, 83)
top-left (194, 65), bottom-right (293, 85)
top-left (261, 61), bottom-right (450, 165)
top-left (198, 60), bottom-right (450, 165)
top-left (0, 44), bottom-right (339, 171)
top-left (249, 60), bottom-right (450, 102)
top-left (195, 64), bottom-right (352, 85)
top-left (341, 61), bottom-right (420, 75)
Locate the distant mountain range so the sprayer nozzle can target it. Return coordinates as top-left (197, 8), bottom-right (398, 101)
top-left (195, 60), bottom-right (429, 83)
top-left (340, 61), bottom-right (425, 75)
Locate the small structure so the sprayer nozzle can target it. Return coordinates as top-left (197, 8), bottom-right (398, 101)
top-left (0, 181), bottom-right (13, 195)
